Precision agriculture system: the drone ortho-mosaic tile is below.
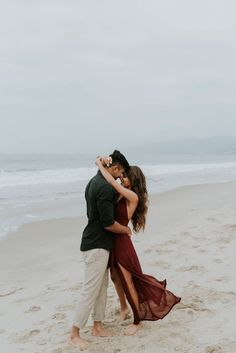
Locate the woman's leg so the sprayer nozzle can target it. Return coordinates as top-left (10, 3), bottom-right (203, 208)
top-left (118, 264), bottom-right (139, 315)
top-left (118, 264), bottom-right (142, 335)
top-left (110, 267), bottom-right (130, 320)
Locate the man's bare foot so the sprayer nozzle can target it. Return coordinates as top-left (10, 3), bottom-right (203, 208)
top-left (119, 307), bottom-right (130, 321)
top-left (69, 336), bottom-right (89, 350)
top-left (124, 323), bottom-right (142, 336)
top-left (92, 327), bottom-right (115, 337)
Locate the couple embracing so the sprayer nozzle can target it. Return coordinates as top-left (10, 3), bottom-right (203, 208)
top-left (70, 150), bottom-right (181, 350)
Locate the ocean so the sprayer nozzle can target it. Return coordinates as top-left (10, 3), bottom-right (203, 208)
top-left (1, 153), bottom-right (236, 239)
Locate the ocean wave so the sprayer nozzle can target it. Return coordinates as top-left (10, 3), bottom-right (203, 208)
top-left (0, 167), bottom-right (97, 188)
top-left (1, 162), bottom-right (236, 188)
top-left (142, 162), bottom-right (236, 176)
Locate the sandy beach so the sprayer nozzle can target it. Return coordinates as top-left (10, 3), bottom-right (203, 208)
top-left (0, 181), bottom-right (236, 353)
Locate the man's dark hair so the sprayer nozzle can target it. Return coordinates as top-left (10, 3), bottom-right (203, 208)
top-left (109, 150), bottom-right (129, 170)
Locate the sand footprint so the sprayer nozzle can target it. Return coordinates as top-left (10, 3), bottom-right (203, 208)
top-left (155, 248), bottom-right (173, 254)
top-left (51, 312), bottom-right (66, 320)
top-left (10, 329), bottom-right (40, 343)
top-left (47, 321), bottom-right (67, 335)
top-left (50, 348), bottom-right (64, 353)
top-left (192, 244), bottom-right (200, 248)
top-left (197, 248), bottom-right (208, 253)
top-left (206, 217), bottom-right (217, 222)
top-left (144, 248), bottom-right (153, 254)
top-left (152, 260), bottom-right (171, 269)
top-left (0, 287), bottom-right (23, 297)
top-left (47, 285), bottom-right (61, 290)
top-left (55, 304), bottom-right (74, 312)
top-left (61, 284), bottom-right (81, 292)
top-left (177, 265), bottom-right (206, 273)
top-left (179, 231), bottom-right (191, 236)
top-left (175, 301), bottom-right (212, 314)
top-left (205, 345), bottom-right (223, 353)
top-left (37, 338), bottom-right (49, 346)
top-left (213, 258), bottom-right (223, 264)
top-left (217, 235), bottom-right (234, 245)
top-left (215, 276), bottom-right (230, 283)
top-left (144, 247), bottom-right (172, 255)
top-left (186, 284), bottom-right (236, 305)
top-left (25, 305), bottom-right (41, 313)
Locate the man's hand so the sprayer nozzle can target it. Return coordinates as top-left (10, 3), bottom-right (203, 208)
top-left (126, 226), bottom-right (132, 237)
top-left (105, 222), bottom-right (132, 236)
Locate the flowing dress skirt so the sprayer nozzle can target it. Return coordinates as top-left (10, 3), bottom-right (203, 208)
top-left (110, 197), bottom-right (181, 324)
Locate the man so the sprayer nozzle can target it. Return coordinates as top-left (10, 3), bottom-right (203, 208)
top-left (70, 150), bottom-right (130, 349)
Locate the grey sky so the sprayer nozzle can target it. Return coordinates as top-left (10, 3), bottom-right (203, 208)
top-left (0, 0), bottom-right (236, 153)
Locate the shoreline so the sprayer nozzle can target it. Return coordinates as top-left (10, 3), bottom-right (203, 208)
top-left (1, 178), bottom-right (236, 243)
top-left (0, 180), bottom-right (236, 353)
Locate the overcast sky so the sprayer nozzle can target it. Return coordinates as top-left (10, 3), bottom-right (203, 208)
top-left (0, 0), bottom-right (236, 153)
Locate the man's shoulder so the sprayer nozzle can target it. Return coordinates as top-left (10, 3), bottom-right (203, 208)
top-left (90, 173), bottom-right (115, 195)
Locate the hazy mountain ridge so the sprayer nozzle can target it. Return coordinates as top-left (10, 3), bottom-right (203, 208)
top-left (129, 136), bottom-right (236, 155)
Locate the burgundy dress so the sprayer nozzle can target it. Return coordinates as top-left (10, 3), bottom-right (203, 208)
top-left (110, 197), bottom-right (181, 324)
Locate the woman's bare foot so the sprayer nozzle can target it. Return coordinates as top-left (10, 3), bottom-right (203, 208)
top-left (124, 323), bottom-right (142, 336)
top-left (119, 307), bottom-right (130, 321)
top-left (69, 336), bottom-right (89, 350)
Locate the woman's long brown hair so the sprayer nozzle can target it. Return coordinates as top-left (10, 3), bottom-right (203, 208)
top-left (126, 166), bottom-right (148, 233)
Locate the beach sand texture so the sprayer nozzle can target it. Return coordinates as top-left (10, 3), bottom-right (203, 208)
top-left (0, 181), bottom-right (236, 353)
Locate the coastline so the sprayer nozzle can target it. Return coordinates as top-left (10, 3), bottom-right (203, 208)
top-left (0, 180), bottom-right (236, 352)
top-left (2, 178), bottom-right (236, 242)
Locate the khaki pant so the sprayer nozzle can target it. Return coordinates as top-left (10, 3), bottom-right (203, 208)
top-left (73, 248), bottom-right (110, 329)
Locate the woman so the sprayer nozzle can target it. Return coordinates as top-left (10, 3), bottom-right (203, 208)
top-left (96, 157), bottom-right (181, 336)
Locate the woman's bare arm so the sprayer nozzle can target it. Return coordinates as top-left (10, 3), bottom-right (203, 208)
top-left (95, 157), bottom-right (138, 204)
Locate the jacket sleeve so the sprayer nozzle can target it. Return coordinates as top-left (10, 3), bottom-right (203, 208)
top-left (96, 184), bottom-right (115, 228)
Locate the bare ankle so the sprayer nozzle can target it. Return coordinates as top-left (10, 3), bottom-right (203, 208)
top-left (70, 325), bottom-right (80, 338)
top-left (92, 326), bottom-right (114, 337)
top-left (120, 305), bottom-right (128, 311)
top-left (119, 307), bottom-right (130, 321)
top-left (93, 321), bottom-right (102, 331)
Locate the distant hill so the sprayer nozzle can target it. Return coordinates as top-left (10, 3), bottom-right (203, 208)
top-left (128, 136), bottom-right (236, 155)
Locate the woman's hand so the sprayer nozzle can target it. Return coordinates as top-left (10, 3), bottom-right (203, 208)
top-left (95, 156), bottom-right (112, 168)
top-left (103, 156), bottom-right (112, 167)
top-left (95, 156), bottom-right (103, 167)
